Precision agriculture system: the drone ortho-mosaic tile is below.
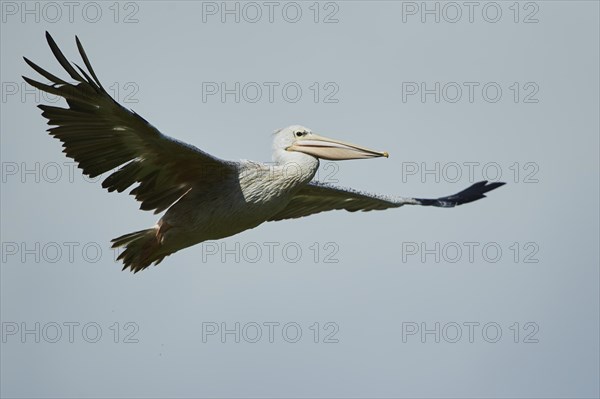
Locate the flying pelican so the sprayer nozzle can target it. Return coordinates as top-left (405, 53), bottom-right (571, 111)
top-left (23, 32), bottom-right (505, 273)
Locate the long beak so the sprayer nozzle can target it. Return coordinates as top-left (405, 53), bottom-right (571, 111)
top-left (286, 133), bottom-right (389, 160)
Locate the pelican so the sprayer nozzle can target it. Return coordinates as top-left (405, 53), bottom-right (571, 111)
top-left (23, 32), bottom-right (505, 273)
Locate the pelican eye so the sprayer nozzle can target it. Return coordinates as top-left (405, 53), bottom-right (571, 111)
top-left (295, 131), bottom-right (306, 137)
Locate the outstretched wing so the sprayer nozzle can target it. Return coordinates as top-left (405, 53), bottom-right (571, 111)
top-left (23, 32), bottom-right (236, 214)
top-left (268, 180), bottom-right (505, 222)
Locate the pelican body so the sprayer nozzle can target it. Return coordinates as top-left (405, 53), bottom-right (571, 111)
top-left (24, 32), bottom-right (505, 272)
top-left (155, 155), bottom-right (319, 258)
top-left (114, 127), bottom-right (388, 269)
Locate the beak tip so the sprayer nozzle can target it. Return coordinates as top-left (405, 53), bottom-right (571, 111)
top-left (383, 152), bottom-right (389, 158)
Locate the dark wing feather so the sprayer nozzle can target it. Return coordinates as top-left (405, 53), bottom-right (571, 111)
top-left (24, 32), bottom-right (236, 214)
top-left (268, 181), bottom-right (410, 221)
top-left (268, 180), bottom-right (505, 222)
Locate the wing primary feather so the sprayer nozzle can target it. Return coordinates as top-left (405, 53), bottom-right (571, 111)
top-left (75, 35), bottom-right (105, 90)
top-left (416, 181), bottom-right (506, 207)
top-left (22, 57), bottom-right (68, 85)
top-left (73, 62), bottom-right (98, 89)
top-left (23, 76), bottom-right (82, 102)
top-left (45, 31), bottom-right (85, 83)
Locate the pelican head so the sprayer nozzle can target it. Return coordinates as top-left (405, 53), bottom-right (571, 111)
top-left (273, 125), bottom-right (389, 163)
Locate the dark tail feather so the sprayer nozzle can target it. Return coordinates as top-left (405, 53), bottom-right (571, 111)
top-left (111, 228), bottom-right (165, 273)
